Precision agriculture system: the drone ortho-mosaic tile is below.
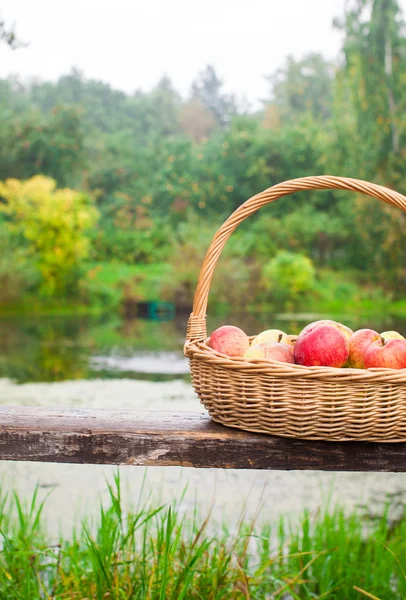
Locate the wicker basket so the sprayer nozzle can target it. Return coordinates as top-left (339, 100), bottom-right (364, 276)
top-left (184, 176), bottom-right (406, 442)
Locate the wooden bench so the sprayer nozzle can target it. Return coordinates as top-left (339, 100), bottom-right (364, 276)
top-left (0, 406), bottom-right (405, 471)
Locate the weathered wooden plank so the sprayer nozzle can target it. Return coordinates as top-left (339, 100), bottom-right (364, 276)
top-left (0, 406), bottom-right (405, 471)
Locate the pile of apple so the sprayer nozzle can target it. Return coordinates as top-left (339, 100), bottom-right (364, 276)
top-left (208, 320), bottom-right (406, 369)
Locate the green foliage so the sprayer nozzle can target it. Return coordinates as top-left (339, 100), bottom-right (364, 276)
top-left (335, 0), bottom-right (405, 175)
top-left (0, 106), bottom-right (86, 186)
top-left (262, 251), bottom-right (316, 306)
top-left (164, 245), bottom-right (258, 312)
top-left (83, 262), bottom-right (171, 308)
top-left (92, 216), bottom-right (173, 264)
top-left (0, 176), bottom-right (98, 297)
top-left (0, 227), bottom-right (39, 302)
top-left (267, 52), bottom-right (334, 121)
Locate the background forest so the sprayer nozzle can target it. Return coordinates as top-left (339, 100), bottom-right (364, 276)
top-left (0, 0), bottom-right (405, 317)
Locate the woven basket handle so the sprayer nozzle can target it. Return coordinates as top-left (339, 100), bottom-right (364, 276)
top-left (186, 175), bottom-right (406, 342)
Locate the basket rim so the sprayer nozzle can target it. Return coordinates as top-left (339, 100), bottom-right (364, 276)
top-left (184, 338), bottom-right (406, 383)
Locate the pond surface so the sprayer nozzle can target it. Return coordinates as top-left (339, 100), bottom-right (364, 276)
top-left (0, 312), bottom-right (406, 534)
top-left (2, 311), bottom-right (405, 383)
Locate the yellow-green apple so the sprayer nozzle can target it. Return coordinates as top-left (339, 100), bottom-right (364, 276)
top-left (208, 325), bottom-right (249, 357)
top-left (364, 337), bottom-right (406, 369)
top-left (380, 330), bottom-right (405, 341)
top-left (347, 328), bottom-right (380, 369)
top-left (252, 329), bottom-right (291, 346)
top-left (294, 324), bottom-right (349, 367)
top-left (299, 319), bottom-right (353, 341)
top-left (243, 342), bottom-right (294, 363)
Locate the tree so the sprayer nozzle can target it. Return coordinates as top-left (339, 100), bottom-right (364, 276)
top-left (262, 104), bottom-right (281, 130)
top-left (0, 176), bottom-right (98, 296)
top-left (179, 97), bottom-right (216, 142)
top-left (262, 251), bottom-right (316, 306)
top-left (148, 75), bottom-right (182, 137)
top-left (331, 0), bottom-right (406, 291)
top-left (191, 65), bottom-right (237, 128)
top-left (266, 53), bottom-right (334, 122)
top-left (0, 226), bottom-right (37, 302)
top-left (335, 0), bottom-right (406, 172)
top-left (0, 17), bottom-right (24, 49)
top-left (0, 106), bottom-right (86, 186)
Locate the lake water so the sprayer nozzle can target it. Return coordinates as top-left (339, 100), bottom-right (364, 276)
top-left (1, 312), bottom-right (406, 535)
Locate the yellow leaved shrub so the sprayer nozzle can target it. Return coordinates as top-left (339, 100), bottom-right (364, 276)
top-left (0, 176), bottom-right (98, 297)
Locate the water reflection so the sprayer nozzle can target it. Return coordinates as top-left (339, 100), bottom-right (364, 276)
top-left (0, 316), bottom-right (186, 383)
top-left (0, 312), bottom-right (404, 383)
top-left (91, 353), bottom-right (190, 375)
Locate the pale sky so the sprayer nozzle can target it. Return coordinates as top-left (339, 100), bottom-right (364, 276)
top-left (1, 0), bottom-right (405, 106)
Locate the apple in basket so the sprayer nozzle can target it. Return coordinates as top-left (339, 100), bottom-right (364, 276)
top-left (299, 319), bottom-right (353, 341)
top-left (380, 330), bottom-right (405, 342)
top-left (208, 325), bottom-right (249, 357)
top-left (251, 329), bottom-right (292, 346)
top-left (364, 336), bottom-right (406, 369)
top-left (294, 323), bottom-right (349, 368)
top-left (243, 338), bottom-right (294, 364)
top-left (347, 328), bottom-right (380, 369)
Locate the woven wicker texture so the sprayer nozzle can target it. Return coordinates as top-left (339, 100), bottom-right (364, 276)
top-left (184, 176), bottom-right (406, 442)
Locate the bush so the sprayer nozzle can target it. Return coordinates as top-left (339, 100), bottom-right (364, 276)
top-left (0, 175), bottom-right (98, 297)
top-left (0, 227), bottom-right (39, 303)
top-left (92, 220), bottom-right (173, 264)
top-left (262, 251), bottom-right (316, 306)
top-left (161, 218), bottom-right (261, 310)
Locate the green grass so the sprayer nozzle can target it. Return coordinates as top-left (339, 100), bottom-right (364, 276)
top-left (87, 261), bottom-right (171, 302)
top-left (0, 300), bottom-right (106, 317)
top-left (0, 473), bottom-right (405, 599)
top-left (0, 263), bottom-right (172, 316)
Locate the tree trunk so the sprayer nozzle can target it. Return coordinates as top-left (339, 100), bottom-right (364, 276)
top-left (384, 9), bottom-right (400, 153)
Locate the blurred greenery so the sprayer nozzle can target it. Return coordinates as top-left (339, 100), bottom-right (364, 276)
top-left (262, 252), bottom-right (317, 308)
top-left (0, 0), bottom-right (404, 316)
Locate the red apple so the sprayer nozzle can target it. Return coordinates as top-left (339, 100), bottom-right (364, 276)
top-left (348, 328), bottom-right (380, 369)
top-left (299, 319), bottom-right (353, 341)
top-left (208, 325), bottom-right (249, 357)
top-left (294, 324), bottom-right (349, 367)
top-left (364, 337), bottom-right (406, 369)
top-left (243, 342), bottom-right (294, 363)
